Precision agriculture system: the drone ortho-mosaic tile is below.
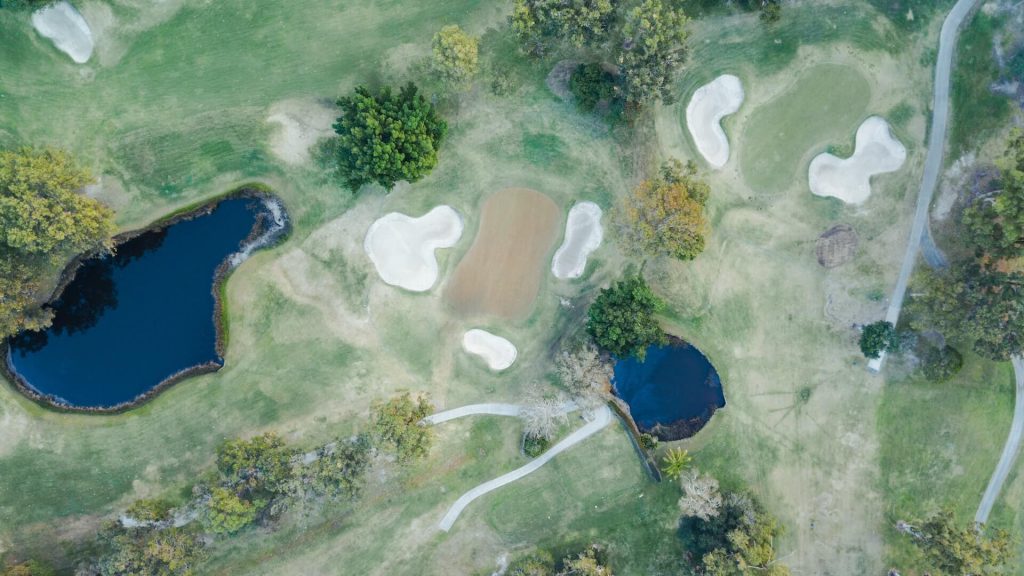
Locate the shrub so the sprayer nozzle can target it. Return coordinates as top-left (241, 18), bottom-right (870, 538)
top-left (125, 498), bottom-right (174, 523)
top-left (569, 63), bottom-right (616, 111)
top-left (523, 433), bottom-right (551, 457)
top-left (922, 345), bottom-right (964, 383)
top-left (859, 320), bottom-right (896, 359)
top-left (432, 25), bottom-right (479, 88)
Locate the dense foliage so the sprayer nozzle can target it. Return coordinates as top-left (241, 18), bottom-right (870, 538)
top-left (333, 83), bottom-right (447, 191)
top-left (569, 63), bottom-right (617, 111)
top-left (0, 561), bottom-right (55, 576)
top-left (506, 544), bottom-right (614, 576)
top-left (97, 526), bottom-right (206, 576)
top-left (511, 0), bottom-right (614, 54)
top-left (586, 275), bottom-right (667, 360)
top-left (858, 320), bottom-right (896, 359)
top-left (0, 148), bottom-right (116, 339)
top-left (907, 509), bottom-right (1012, 576)
top-left (617, 0), bottom-right (690, 105)
top-left (125, 498), bottom-right (175, 524)
top-left (963, 131), bottom-right (1024, 258)
top-left (297, 435), bottom-right (372, 501)
top-left (680, 490), bottom-right (790, 576)
top-left (615, 159), bottom-right (710, 261)
top-left (372, 393), bottom-right (435, 462)
top-left (432, 25), bottom-right (479, 88)
top-left (921, 344), bottom-right (964, 383)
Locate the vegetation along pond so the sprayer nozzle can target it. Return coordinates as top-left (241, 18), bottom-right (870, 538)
top-left (612, 340), bottom-right (726, 441)
top-left (5, 195), bottom-right (287, 410)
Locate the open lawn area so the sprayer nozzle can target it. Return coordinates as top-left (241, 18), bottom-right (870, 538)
top-left (1, 0), bottom-right (1022, 574)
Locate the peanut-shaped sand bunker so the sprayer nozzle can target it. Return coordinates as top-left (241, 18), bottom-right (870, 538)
top-left (808, 116), bottom-right (906, 205)
top-left (364, 206), bottom-right (463, 292)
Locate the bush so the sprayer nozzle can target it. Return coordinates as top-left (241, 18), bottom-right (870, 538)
top-left (206, 487), bottom-right (261, 535)
top-left (569, 63), bottom-right (616, 111)
top-left (922, 345), bottom-right (964, 383)
top-left (125, 498), bottom-right (174, 523)
top-left (523, 433), bottom-right (551, 457)
top-left (586, 275), bottom-right (667, 360)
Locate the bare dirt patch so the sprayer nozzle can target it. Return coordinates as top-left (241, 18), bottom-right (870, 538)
top-left (445, 188), bottom-right (561, 320)
top-left (266, 98), bottom-right (337, 165)
top-left (815, 224), bottom-right (859, 268)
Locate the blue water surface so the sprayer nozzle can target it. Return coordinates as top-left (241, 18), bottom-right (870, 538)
top-left (612, 343), bottom-right (726, 431)
top-left (8, 198), bottom-right (265, 408)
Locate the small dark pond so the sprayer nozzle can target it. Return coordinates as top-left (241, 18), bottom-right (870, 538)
top-left (6, 196), bottom-right (286, 410)
top-left (612, 341), bottom-right (725, 441)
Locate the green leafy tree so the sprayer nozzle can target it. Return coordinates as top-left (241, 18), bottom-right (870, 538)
top-left (759, 0), bottom-right (782, 23)
top-left (614, 159), bottom-right (710, 261)
top-left (859, 320), bottom-right (897, 359)
top-left (617, 0), bottom-right (689, 105)
top-left (963, 131), bottom-right (1024, 259)
top-left (432, 25), bottom-right (479, 88)
top-left (333, 83), bottom-right (448, 191)
top-left (681, 491), bottom-right (790, 576)
top-left (909, 262), bottom-right (1024, 361)
top-left (557, 544), bottom-right (613, 576)
top-left (216, 432), bottom-right (295, 497)
top-left (906, 509), bottom-right (1012, 576)
top-left (921, 344), bottom-right (964, 383)
top-left (126, 498), bottom-right (175, 523)
top-left (372, 393), bottom-right (435, 463)
top-left (206, 487), bottom-right (261, 535)
top-left (98, 526), bottom-right (205, 576)
top-left (508, 550), bottom-right (555, 576)
top-left (511, 0), bottom-right (614, 54)
top-left (586, 275), bottom-right (667, 360)
top-left (661, 447), bottom-right (693, 479)
top-left (569, 63), bottom-right (617, 111)
top-left (1, 561), bottom-right (55, 576)
top-left (299, 434), bottom-right (372, 501)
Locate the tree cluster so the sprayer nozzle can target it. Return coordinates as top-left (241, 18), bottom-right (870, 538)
top-left (586, 274), bottom-right (667, 360)
top-left (507, 543), bottom-right (615, 576)
top-left (614, 159), bottom-right (710, 261)
top-left (333, 83), bottom-right (448, 192)
top-left (510, 0), bottom-right (690, 106)
top-left (371, 392), bottom-right (435, 463)
top-left (0, 148), bottom-right (116, 339)
top-left (899, 509), bottom-right (1012, 576)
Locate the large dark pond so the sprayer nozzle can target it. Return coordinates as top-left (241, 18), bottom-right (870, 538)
top-left (6, 196), bottom-right (285, 410)
top-left (612, 342), bottom-right (725, 440)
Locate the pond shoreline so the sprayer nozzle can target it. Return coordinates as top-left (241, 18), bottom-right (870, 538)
top-left (0, 184), bottom-right (291, 415)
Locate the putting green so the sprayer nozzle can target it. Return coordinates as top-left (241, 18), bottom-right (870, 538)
top-left (738, 64), bottom-right (871, 193)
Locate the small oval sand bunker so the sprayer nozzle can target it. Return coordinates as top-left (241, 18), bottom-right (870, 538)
top-left (364, 206), bottom-right (463, 292)
top-left (32, 1), bottom-right (94, 64)
top-left (551, 201), bottom-right (603, 280)
top-left (462, 329), bottom-right (518, 371)
top-left (446, 188), bottom-right (561, 319)
top-left (809, 116), bottom-right (906, 205)
top-left (686, 75), bottom-right (744, 169)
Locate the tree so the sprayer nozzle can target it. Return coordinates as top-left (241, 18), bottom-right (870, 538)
top-left (508, 550), bottom-right (555, 576)
top-left (522, 384), bottom-right (568, 442)
top-left (300, 434), bottom-right (372, 501)
top-left (963, 131), bottom-right (1024, 259)
top-left (586, 274), bottom-right (667, 360)
top-left (909, 262), bottom-right (1024, 361)
top-left (333, 83), bottom-right (447, 191)
top-left (661, 447), bottom-right (693, 479)
top-left (0, 148), bottom-right (114, 257)
top-left (759, 0), bottom-right (782, 23)
top-left (921, 344), bottom-right (964, 383)
top-left (569, 63), bottom-right (617, 112)
top-left (556, 342), bottom-right (612, 409)
top-left (216, 432), bottom-right (295, 497)
top-left (679, 470), bottom-right (722, 521)
top-left (902, 509), bottom-right (1012, 576)
top-left (557, 544), bottom-right (613, 576)
top-left (510, 0), bottom-right (614, 54)
top-left (97, 526), bottom-right (205, 576)
top-left (1, 561), bottom-right (55, 576)
top-left (0, 148), bottom-right (115, 340)
top-left (372, 393), bottom-right (435, 463)
top-left (682, 491), bottom-right (790, 576)
top-left (206, 487), bottom-right (261, 535)
top-left (859, 320), bottom-right (897, 359)
top-left (614, 159), bottom-right (710, 261)
top-left (125, 498), bottom-right (175, 524)
top-left (617, 0), bottom-right (689, 105)
top-left (432, 25), bottom-right (479, 88)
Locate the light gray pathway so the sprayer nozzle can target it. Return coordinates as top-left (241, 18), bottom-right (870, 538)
top-left (975, 356), bottom-right (1024, 524)
top-left (423, 403), bottom-right (524, 424)
top-left (869, 0), bottom-right (982, 372)
top-left (437, 406), bottom-right (613, 531)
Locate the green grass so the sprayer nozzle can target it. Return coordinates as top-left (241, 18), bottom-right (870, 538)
top-left (878, 352), bottom-right (1016, 569)
top-left (949, 9), bottom-right (1013, 159)
top-left (739, 64), bottom-right (872, 193)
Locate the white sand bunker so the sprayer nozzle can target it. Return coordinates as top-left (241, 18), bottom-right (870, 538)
top-left (462, 329), bottom-right (518, 371)
top-left (809, 116), bottom-right (907, 205)
top-left (686, 74), bottom-right (744, 169)
top-left (364, 206), bottom-right (463, 292)
top-left (551, 201), bottom-right (603, 279)
top-left (32, 1), bottom-right (94, 64)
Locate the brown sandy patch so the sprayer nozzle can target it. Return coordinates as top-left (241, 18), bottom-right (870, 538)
top-left (815, 224), bottom-right (859, 269)
top-left (445, 188), bottom-right (561, 320)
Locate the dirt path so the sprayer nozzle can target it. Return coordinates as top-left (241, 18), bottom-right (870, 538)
top-left (434, 406), bottom-right (612, 532)
top-left (868, 0), bottom-right (982, 372)
top-left (975, 356), bottom-right (1024, 524)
